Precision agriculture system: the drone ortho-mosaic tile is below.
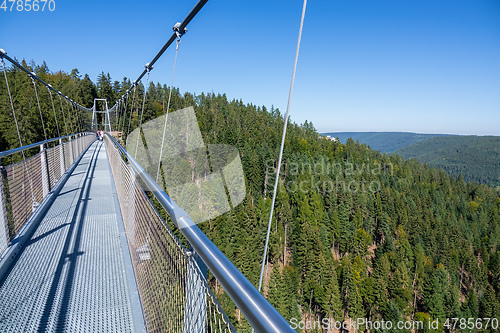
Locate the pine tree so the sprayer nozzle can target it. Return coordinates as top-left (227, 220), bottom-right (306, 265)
top-left (338, 202), bottom-right (353, 254)
top-left (425, 265), bottom-right (447, 321)
top-left (372, 253), bottom-right (390, 313)
top-left (341, 257), bottom-right (364, 321)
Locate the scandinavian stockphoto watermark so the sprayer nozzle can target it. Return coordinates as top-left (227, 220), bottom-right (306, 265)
top-left (266, 159), bottom-right (393, 194)
top-left (290, 317), bottom-right (427, 331)
top-left (289, 317), bottom-right (500, 331)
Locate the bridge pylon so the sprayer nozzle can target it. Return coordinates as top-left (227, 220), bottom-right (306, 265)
top-left (92, 98), bottom-right (112, 133)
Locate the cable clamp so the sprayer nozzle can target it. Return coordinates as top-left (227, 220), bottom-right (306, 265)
top-left (173, 22), bottom-right (187, 40)
top-left (145, 65), bottom-right (152, 82)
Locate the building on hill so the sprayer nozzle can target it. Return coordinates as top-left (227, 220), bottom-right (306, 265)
top-left (322, 135), bottom-right (337, 141)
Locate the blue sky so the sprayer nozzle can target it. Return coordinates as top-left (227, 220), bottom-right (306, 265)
top-left (1, 0), bottom-right (499, 135)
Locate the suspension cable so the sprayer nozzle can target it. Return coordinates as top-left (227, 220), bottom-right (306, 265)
top-left (111, 0), bottom-right (208, 111)
top-left (47, 86), bottom-right (61, 137)
top-left (58, 94), bottom-right (69, 135)
top-left (134, 66), bottom-right (152, 159)
top-left (31, 76), bottom-right (48, 141)
top-left (126, 84), bottom-right (137, 138)
top-left (118, 100), bottom-right (121, 130)
top-left (77, 103), bottom-right (82, 131)
top-left (0, 49), bottom-right (93, 140)
top-left (125, 0), bottom-right (205, 92)
top-left (121, 91), bottom-right (129, 135)
top-left (120, 91), bottom-right (130, 138)
top-left (72, 102), bottom-right (81, 133)
top-left (257, 0), bottom-right (307, 295)
top-left (1, 57), bottom-right (25, 150)
top-left (76, 103), bottom-right (82, 132)
top-left (1, 55), bottom-right (36, 204)
top-left (71, 102), bottom-right (78, 132)
top-left (0, 49), bottom-right (90, 112)
top-left (156, 36), bottom-right (182, 184)
top-left (115, 99), bottom-right (120, 131)
top-left (0, 49), bottom-right (92, 138)
top-left (65, 99), bottom-right (74, 134)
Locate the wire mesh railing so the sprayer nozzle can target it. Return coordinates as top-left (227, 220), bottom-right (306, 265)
top-left (0, 133), bottom-right (95, 255)
top-left (105, 134), bottom-right (235, 333)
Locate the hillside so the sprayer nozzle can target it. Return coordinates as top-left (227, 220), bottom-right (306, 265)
top-left (321, 132), bottom-right (447, 153)
top-left (395, 135), bottom-right (500, 187)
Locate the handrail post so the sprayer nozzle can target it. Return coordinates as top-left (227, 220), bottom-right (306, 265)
top-left (80, 133), bottom-right (84, 154)
top-left (78, 133), bottom-right (82, 155)
top-left (68, 135), bottom-right (74, 165)
top-left (59, 138), bottom-right (65, 178)
top-left (40, 143), bottom-right (51, 196)
top-left (0, 159), bottom-right (10, 256)
top-left (75, 133), bottom-right (80, 156)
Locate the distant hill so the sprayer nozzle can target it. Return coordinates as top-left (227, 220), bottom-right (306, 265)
top-left (321, 132), bottom-right (447, 153)
top-left (395, 135), bottom-right (500, 187)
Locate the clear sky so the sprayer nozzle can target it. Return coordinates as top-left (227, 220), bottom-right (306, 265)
top-left (1, 0), bottom-right (499, 135)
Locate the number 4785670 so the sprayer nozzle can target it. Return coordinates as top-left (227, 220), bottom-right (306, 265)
top-left (1, 0), bottom-right (55, 11)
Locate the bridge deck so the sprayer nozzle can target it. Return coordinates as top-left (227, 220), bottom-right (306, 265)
top-left (0, 141), bottom-right (144, 332)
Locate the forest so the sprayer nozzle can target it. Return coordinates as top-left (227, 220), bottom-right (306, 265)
top-left (322, 132), bottom-right (446, 154)
top-left (395, 136), bottom-right (500, 188)
top-left (1, 61), bottom-right (499, 332)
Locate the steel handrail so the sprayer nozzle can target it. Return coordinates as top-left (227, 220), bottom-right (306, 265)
top-left (0, 132), bottom-right (94, 159)
top-left (107, 134), bottom-right (295, 333)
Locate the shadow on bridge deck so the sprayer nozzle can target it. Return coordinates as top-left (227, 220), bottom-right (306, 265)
top-left (0, 141), bottom-right (144, 332)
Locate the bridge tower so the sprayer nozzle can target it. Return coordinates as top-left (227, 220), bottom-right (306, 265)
top-left (92, 98), bottom-right (112, 133)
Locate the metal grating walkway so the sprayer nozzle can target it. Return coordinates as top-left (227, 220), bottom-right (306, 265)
top-left (0, 141), bottom-right (144, 332)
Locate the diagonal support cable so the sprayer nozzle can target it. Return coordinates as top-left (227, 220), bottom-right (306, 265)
top-left (127, 84), bottom-right (137, 138)
top-left (1, 57), bottom-right (36, 205)
top-left (31, 76), bottom-right (48, 141)
top-left (156, 36), bottom-right (182, 184)
top-left (57, 94), bottom-right (69, 135)
top-left (257, 0), bottom-right (308, 297)
top-left (47, 86), bottom-right (61, 137)
top-left (134, 66), bottom-right (152, 159)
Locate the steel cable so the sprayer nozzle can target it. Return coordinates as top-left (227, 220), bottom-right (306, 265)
top-left (155, 37), bottom-right (181, 184)
top-left (126, 85), bottom-right (137, 139)
top-left (47, 88), bottom-right (61, 137)
top-left (31, 77), bottom-right (48, 141)
top-left (134, 68), bottom-right (151, 159)
top-left (58, 94), bottom-right (69, 136)
top-left (257, 0), bottom-right (308, 297)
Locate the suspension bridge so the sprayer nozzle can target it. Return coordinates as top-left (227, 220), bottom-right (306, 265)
top-left (0, 0), bottom-right (304, 332)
